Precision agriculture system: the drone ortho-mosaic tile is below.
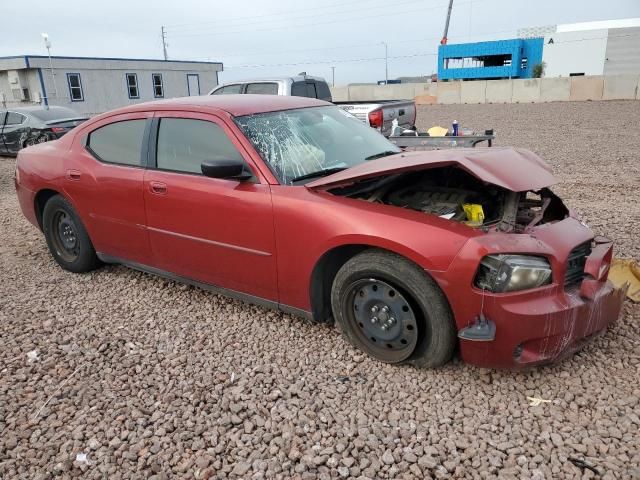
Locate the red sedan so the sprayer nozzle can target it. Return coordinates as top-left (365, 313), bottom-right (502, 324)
top-left (15, 95), bottom-right (625, 368)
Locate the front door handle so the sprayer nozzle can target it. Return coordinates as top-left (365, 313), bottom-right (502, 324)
top-left (66, 169), bottom-right (81, 181)
top-left (149, 181), bottom-right (167, 195)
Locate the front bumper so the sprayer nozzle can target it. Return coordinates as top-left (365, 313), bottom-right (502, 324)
top-left (431, 218), bottom-right (626, 369)
top-left (459, 280), bottom-right (625, 368)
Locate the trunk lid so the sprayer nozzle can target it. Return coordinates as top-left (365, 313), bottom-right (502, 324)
top-left (305, 147), bottom-right (556, 193)
top-left (45, 117), bottom-right (88, 129)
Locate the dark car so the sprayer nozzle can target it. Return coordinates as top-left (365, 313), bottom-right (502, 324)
top-left (0, 106), bottom-right (88, 156)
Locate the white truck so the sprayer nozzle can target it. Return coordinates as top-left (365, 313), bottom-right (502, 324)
top-left (208, 74), bottom-right (416, 137)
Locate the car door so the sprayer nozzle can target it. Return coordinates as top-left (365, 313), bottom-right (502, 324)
top-left (63, 112), bottom-right (153, 265)
top-left (143, 111), bottom-right (278, 301)
top-left (2, 112), bottom-right (28, 154)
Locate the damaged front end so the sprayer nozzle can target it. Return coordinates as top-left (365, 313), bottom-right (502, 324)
top-left (326, 165), bottom-right (570, 234)
top-left (306, 147), bottom-right (626, 368)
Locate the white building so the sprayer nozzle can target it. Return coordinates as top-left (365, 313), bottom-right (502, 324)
top-left (0, 56), bottom-right (223, 116)
top-left (534, 18), bottom-right (640, 77)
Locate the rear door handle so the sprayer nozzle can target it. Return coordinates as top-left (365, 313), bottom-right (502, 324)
top-left (149, 181), bottom-right (167, 195)
top-left (66, 169), bottom-right (81, 181)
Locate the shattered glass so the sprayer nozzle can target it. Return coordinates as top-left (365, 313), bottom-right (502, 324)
top-left (235, 106), bottom-right (399, 184)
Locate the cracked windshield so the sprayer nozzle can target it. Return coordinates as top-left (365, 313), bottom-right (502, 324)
top-left (235, 106), bottom-right (400, 184)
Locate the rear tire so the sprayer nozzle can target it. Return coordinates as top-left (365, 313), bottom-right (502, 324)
top-left (331, 249), bottom-right (456, 368)
top-left (42, 195), bottom-right (101, 273)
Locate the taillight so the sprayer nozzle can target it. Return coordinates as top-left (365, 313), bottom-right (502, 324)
top-left (50, 127), bottom-right (66, 133)
top-left (368, 109), bottom-right (383, 130)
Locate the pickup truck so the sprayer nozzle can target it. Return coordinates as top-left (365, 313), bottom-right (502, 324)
top-left (208, 74), bottom-right (416, 137)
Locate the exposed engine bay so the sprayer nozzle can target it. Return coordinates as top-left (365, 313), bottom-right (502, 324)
top-left (329, 166), bottom-right (569, 233)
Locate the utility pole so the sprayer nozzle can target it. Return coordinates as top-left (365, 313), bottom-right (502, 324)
top-left (331, 66), bottom-right (335, 87)
top-left (161, 26), bottom-right (169, 60)
top-left (382, 42), bottom-right (388, 84)
top-left (41, 33), bottom-right (58, 102)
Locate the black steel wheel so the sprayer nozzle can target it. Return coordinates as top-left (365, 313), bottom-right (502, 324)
top-left (42, 194), bottom-right (101, 273)
top-left (49, 209), bottom-right (80, 262)
top-left (331, 249), bottom-right (456, 368)
top-left (346, 278), bottom-right (419, 363)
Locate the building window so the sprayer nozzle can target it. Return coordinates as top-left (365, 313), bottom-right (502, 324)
top-left (152, 73), bottom-right (164, 98)
top-left (521, 57), bottom-right (528, 69)
top-left (126, 73), bottom-right (139, 99)
top-left (443, 54), bottom-right (512, 69)
top-left (67, 73), bottom-right (84, 102)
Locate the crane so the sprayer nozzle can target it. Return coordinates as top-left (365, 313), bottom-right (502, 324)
top-left (440, 0), bottom-right (454, 45)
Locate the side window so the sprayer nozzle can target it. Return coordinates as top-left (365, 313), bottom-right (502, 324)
top-left (212, 84), bottom-right (242, 95)
top-left (0, 112), bottom-right (6, 126)
top-left (67, 73), bottom-right (84, 102)
top-left (156, 118), bottom-right (244, 175)
top-left (87, 119), bottom-right (146, 166)
top-left (6, 112), bottom-right (26, 125)
top-left (245, 83), bottom-right (278, 95)
top-left (126, 73), bottom-right (139, 99)
top-left (152, 73), bottom-right (164, 98)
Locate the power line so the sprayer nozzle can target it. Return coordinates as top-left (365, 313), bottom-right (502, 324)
top-left (225, 52), bottom-right (439, 70)
top-left (197, 27), bottom-right (519, 60)
top-left (167, 1), bottom-right (474, 38)
top-left (165, 0), bottom-right (424, 31)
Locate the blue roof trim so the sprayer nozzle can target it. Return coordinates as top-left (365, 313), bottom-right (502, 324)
top-left (0, 54), bottom-right (222, 66)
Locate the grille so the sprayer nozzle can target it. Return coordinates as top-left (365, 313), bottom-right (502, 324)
top-left (565, 241), bottom-right (592, 288)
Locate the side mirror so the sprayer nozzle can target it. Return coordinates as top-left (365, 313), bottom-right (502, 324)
top-left (201, 159), bottom-right (252, 180)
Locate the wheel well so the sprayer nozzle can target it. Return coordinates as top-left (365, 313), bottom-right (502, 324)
top-left (34, 189), bottom-right (59, 230)
top-left (309, 245), bottom-right (369, 323)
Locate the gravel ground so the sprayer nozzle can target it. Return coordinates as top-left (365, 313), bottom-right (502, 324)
top-left (1, 100), bottom-right (639, 480)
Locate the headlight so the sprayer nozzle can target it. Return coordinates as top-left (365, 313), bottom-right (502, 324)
top-left (475, 254), bottom-right (552, 292)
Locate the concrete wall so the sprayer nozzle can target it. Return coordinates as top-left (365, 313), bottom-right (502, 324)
top-left (512, 79), bottom-right (541, 103)
top-left (539, 77), bottom-right (571, 102)
top-left (330, 74), bottom-right (640, 105)
top-left (485, 79), bottom-right (512, 103)
top-left (569, 76), bottom-right (604, 101)
top-left (602, 74), bottom-right (640, 100)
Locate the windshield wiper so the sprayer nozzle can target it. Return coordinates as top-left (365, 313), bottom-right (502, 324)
top-left (364, 150), bottom-right (400, 161)
top-left (290, 167), bottom-right (347, 183)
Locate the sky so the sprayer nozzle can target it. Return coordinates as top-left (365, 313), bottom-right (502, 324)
top-left (1, 0), bottom-right (639, 85)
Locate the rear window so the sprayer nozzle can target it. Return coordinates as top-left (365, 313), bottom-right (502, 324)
top-left (6, 112), bottom-right (26, 125)
top-left (245, 82), bottom-right (278, 95)
top-left (30, 107), bottom-right (80, 121)
top-left (291, 81), bottom-right (326, 99)
top-left (315, 81), bottom-right (332, 101)
top-left (87, 120), bottom-right (146, 166)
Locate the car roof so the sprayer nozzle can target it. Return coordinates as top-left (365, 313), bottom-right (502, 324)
top-left (105, 94), bottom-right (332, 117)
top-left (217, 75), bottom-right (326, 85)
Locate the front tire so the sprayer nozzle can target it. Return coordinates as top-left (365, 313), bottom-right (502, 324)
top-left (42, 195), bottom-right (101, 273)
top-left (331, 249), bottom-right (456, 368)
